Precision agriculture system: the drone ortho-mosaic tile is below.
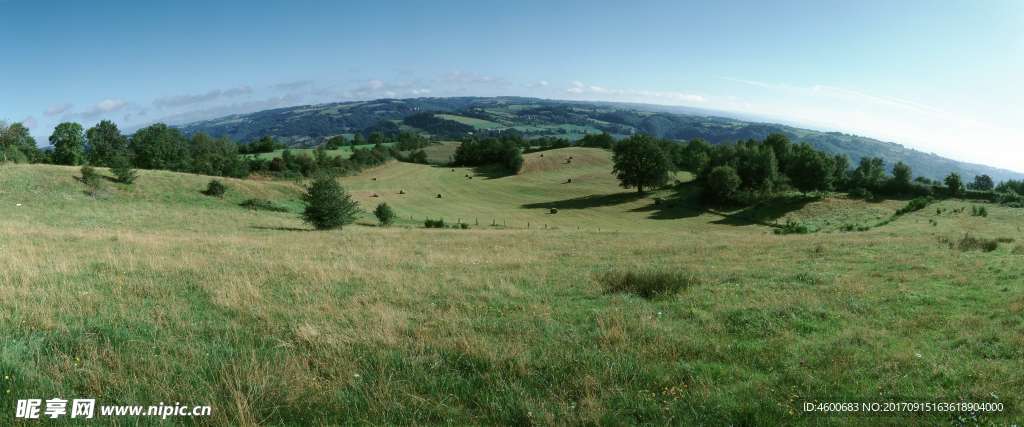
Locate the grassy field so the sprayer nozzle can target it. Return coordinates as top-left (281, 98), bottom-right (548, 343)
top-left (435, 114), bottom-right (505, 130)
top-left (1, 149), bottom-right (1022, 425)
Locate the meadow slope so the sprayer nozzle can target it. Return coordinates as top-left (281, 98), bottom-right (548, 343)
top-left (1, 150), bottom-right (1022, 425)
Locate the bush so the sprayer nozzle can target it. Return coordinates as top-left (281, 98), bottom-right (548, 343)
top-left (301, 177), bottom-right (361, 230)
top-left (459, 223), bottom-right (470, 229)
top-left (80, 165), bottom-right (106, 196)
top-left (240, 198), bottom-right (289, 212)
top-left (110, 155), bottom-right (137, 184)
top-left (374, 202), bottom-right (396, 226)
top-left (774, 220), bottom-right (814, 235)
top-left (971, 205), bottom-right (988, 217)
top-left (956, 234), bottom-right (999, 252)
top-left (598, 270), bottom-right (700, 299)
top-left (895, 196), bottom-right (933, 215)
top-left (203, 180), bottom-right (227, 197)
top-left (424, 218), bottom-right (446, 228)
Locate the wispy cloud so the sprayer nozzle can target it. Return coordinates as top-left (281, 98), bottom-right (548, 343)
top-left (272, 80), bottom-right (314, 91)
top-left (80, 99), bottom-right (128, 119)
top-left (44, 103), bottom-right (72, 117)
top-left (565, 81), bottom-right (705, 104)
top-left (153, 86), bottom-right (253, 108)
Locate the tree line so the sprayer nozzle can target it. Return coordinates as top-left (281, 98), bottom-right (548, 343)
top-left (606, 131), bottom-right (1023, 206)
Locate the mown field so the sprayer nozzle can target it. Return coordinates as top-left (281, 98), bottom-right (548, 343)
top-left (242, 142), bottom-right (394, 161)
top-left (1, 148), bottom-right (1022, 425)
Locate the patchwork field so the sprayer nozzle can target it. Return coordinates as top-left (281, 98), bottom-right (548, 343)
top-left (1, 149), bottom-right (1022, 425)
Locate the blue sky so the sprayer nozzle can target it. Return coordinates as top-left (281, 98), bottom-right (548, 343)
top-left (2, 0), bottom-right (1021, 170)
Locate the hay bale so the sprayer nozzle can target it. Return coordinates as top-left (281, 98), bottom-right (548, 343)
top-left (372, 193), bottom-right (379, 198)
top-left (550, 208), bottom-right (559, 214)
top-left (372, 177), bottom-right (377, 181)
top-left (436, 194), bottom-right (443, 198)
top-left (566, 178), bottom-right (572, 183)
top-left (399, 190), bottom-right (405, 194)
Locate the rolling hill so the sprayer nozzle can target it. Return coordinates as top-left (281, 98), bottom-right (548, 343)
top-left (176, 96), bottom-right (1024, 183)
top-left (3, 153), bottom-right (1022, 424)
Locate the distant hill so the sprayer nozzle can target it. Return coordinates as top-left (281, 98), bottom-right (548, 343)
top-left (176, 96), bottom-right (1024, 182)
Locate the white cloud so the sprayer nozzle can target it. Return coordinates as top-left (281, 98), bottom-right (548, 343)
top-left (564, 81), bottom-right (706, 104)
top-left (44, 103), bottom-right (72, 117)
top-left (154, 86), bottom-right (253, 108)
top-left (80, 99), bottom-right (128, 119)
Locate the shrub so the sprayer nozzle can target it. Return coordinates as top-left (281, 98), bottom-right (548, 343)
top-left (775, 220), bottom-right (814, 235)
top-left (301, 177), bottom-right (361, 230)
top-left (424, 218), bottom-right (446, 228)
top-left (110, 154), bottom-right (137, 184)
top-left (598, 270), bottom-right (700, 299)
top-left (895, 196), bottom-right (933, 215)
top-left (971, 205), bottom-right (988, 217)
top-left (240, 198), bottom-right (289, 212)
top-left (80, 165), bottom-right (106, 196)
top-left (203, 180), bottom-right (227, 197)
top-left (374, 202), bottom-right (396, 226)
top-left (459, 223), bottom-right (470, 229)
top-left (956, 234), bottom-right (999, 252)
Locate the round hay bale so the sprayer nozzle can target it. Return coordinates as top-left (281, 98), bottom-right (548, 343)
top-left (550, 208), bottom-right (559, 214)
top-left (436, 194), bottom-right (443, 198)
top-left (399, 190), bottom-right (405, 194)
top-left (372, 193), bottom-right (379, 198)
top-left (566, 178), bottom-right (572, 183)
top-left (372, 177), bottom-right (377, 181)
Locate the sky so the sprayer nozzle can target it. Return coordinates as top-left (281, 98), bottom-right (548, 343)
top-left (1, 0), bottom-right (1022, 171)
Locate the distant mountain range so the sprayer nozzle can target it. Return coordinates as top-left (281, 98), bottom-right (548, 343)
top-left (177, 96), bottom-right (1024, 182)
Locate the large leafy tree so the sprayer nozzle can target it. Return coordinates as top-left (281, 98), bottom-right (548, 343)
top-left (1, 122), bottom-right (40, 163)
top-left (86, 120), bottom-right (128, 167)
top-left (129, 123), bottom-right (192, 171)
top-left (889, 161), bottom-right (913, 193)
top-left (190, 132), bottom-right (248, 177)
top-left (611, 134), bottom-right (671, 193)
top-left (969, 174), bottom-right (994, 191)
top-left (945, 172), bottom-right (964, 196)
top-left (50, 122), bottom-right (86, 165)
top-left (787, 143), bottom-right (834, 194)
top-left (707, 165), bottom-right (741, 203)
top-left (851, 157), bottom-right (887, 190)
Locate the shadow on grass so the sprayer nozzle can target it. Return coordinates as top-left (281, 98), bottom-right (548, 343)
top-left (249, 225), bottom-right (312, 232)
top-left (521, 191), bottom-right (646, 210)
top-left (629, 181), bottom-right (705, 220)
top-left (709, 194), bottom-right (819, 227)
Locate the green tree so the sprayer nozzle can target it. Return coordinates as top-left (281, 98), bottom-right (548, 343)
top-left (831, 155), bottom-right (850, 189)
top-left (1, 122), bottom-right (40, 163)
top-left (851, 157), bottom-right (886, 190)
top-left (890, 161), bottom-right (913, 193)
top-left (787, 143), bottom-right (833, 194)
top-left (970, 174), bottom-right (994, 191)
top-left (578, 132), bottom-right (615, 149)
top-left (190, 133), bottom-right (247, 177)
top-left (324, 135), bottom-right (347, 150)
top-left (374, 202), bottom-right (396, 226)
top-left (86, 120), bottom-right (127, 167)
top-left (301, 177), bottom-right (360, 230)
top-left (50, 122), bottom-right (86, 165)
top-left (681, 139), bottom-right (712, 176)
top-left (763, 133), bottom-right (792, 173)
top-left (945, 172), bottom-right (964, 196)
top-left (611, 134), bottom-right (671, 193)
top-left (707, 165), bottom-right (741, 203)
top-left (130, 123), bottom-right (192, 171)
